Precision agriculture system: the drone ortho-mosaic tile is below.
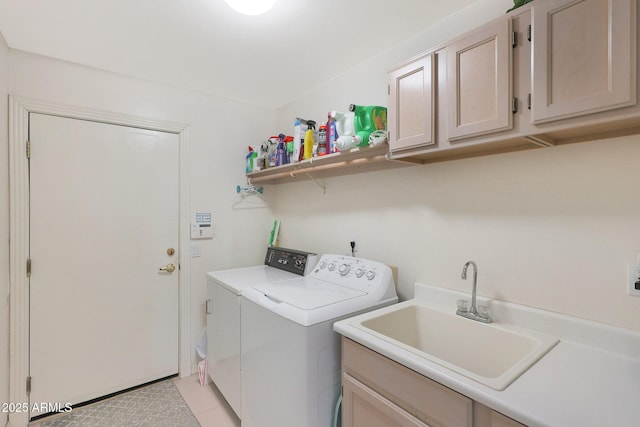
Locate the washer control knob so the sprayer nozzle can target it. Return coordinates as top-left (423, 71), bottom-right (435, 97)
top-left (319, 261), bottom-right (327, 269)
top-left (366, 270), bottom-right (376, 280)
top-left (339, 264), bottom-right (350, 276)
top-left (328, 262), bottom-right (336, 271)
top-left (355, 268), bottom-right (365, 278)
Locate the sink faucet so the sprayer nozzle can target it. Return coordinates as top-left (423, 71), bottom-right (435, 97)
top-left (458, 261), bottom-right (492, 323)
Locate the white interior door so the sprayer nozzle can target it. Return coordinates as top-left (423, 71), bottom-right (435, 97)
top-left (29, 113), bottom-right (179, 413)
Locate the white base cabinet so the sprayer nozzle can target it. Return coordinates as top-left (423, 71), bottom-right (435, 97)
top-left (342, 338), bottom-right (525, 427)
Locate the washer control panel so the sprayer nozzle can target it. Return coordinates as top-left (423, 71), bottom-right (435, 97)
top-left (313, 254), bottom-right (393, 295)
top-left (264, 246), bottom-right (318, 276)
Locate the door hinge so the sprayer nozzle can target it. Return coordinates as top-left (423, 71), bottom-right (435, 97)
top-left (527, 24), bottom-right (532, 42)
top-left (26, 141), bottom-right (31, 159)
top-left (26, 376), bottom-right (32, 394)
top-left (512, 31), bottom-right (518, 48)
top-left (512, 97), bottom-right (519, 114)
top-left (527, 93), bottom-right (532, 110)
top-left (26, 259), bottom-right (32, 277)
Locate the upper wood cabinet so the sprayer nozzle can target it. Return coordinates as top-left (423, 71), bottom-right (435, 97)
top-left (531, 0), bottom-right (637, 123)
top-left (387, 53), bottom-right (435, 153)
top-left (447, 17), bottom-right (513, 141)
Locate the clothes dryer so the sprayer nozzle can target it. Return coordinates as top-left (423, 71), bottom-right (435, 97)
top-left (206, 247), bottom-right (317, 417)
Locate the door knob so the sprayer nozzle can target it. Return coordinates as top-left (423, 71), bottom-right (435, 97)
top-left (159, 263), bottom-right (176, 273)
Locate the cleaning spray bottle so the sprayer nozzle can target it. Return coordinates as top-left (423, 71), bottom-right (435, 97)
top-left (293, 118), bottom-right (302, 163)
top-left (303, 120), bottom-right (316, 160)
top-left (327, 113), bottom-right (337, 154)
top-left (245, 146), bottom-right (254, 174)
top-left (317, 123), bottom-right (327, 156)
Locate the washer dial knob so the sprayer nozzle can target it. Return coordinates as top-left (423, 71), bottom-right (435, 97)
top-left (328, 262), bottom-right (336, 271)
top-left (339, 264), bottom-right (350, 276)
top-left (355, 268), bottom-right (365, 278)
top-left (366, 270), bottom-right (376, 280)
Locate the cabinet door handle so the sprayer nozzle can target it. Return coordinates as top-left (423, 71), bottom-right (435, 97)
top-left (206, 299), bottom-right (212, 315)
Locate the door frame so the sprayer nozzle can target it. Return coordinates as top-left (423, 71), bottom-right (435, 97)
top-left (8, 95), bottom-right (191, 426)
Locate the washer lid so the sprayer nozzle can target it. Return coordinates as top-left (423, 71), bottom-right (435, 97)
top-left (253, 277), bottom-right (366, 310)
top-left (207, 266), bottom-right (299, 295)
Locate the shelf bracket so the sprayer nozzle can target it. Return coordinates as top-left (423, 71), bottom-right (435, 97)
top-left (305, 172), bottom-right (326, 194)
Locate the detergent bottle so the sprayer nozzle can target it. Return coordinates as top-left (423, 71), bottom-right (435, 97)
top-left (303, 120), bottom-right (316, 160)
top-left (349, 104), bottom-right (388, 147)
top-left (331, 110), bottom-right (358, 151)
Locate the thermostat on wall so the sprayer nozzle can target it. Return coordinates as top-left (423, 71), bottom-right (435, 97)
top-left (191, 212), bottom-right (213, 239)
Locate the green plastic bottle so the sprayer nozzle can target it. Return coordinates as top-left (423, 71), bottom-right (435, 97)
top-left (349, 104), bottom-right (387, 147)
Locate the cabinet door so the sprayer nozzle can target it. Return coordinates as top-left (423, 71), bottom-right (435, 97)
top-left (447, 17), bottom-right (513, 140)
top-left (531, 0), bottom-right (636, 123)
top-left (209, 283), bottom-right (241, 416)
top-left (342, 374), bottom-right (430, 427)
top-left (388, 53), bottom-right (435, 152)
top-left (474, 402), bottom-right (527, 427)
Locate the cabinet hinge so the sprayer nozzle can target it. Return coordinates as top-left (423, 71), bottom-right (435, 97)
top-left (512, 31), bottom-right (518, 48)
top-left (26, 141), bottom-right (31, 159)
top-left (512, 97), bottom-right (518, 114)
top-left (26, 376), bottom-right (32, 394)
top-left (527, 24), bottom-right (532, 42)
top-left (26, 259), bottom-right (32, 277)
top-left (527, 93), bottom-right (532, 110)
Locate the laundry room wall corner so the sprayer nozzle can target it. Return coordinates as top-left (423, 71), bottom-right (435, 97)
top-left (0, 29), bottom-right (11, 414)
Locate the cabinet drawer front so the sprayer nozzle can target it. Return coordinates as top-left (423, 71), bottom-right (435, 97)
top-left (343, 338), bottom-right (472, 427)
top-left (531, 0), bottom-right (637, 123)
top-left (343, 374), bottom-right (430, 427)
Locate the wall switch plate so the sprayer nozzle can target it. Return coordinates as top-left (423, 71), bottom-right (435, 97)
top-left (191, 242), bottom-right (201, 258)
top-left (627, 263), bottom-right (640, 296)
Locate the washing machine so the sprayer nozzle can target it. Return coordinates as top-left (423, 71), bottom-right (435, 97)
top-left (240, 254), bottom-right (398, 427)
top-left (206, 247), bottom-right (317, 417)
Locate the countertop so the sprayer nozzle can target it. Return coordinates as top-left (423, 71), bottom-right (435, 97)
top-left (333, 282), bottom-right (640, 427)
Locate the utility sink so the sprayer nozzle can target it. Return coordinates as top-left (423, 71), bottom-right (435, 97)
top-left (350, 300), bottom-right (559, 390)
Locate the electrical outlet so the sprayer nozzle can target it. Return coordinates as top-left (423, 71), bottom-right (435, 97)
top-left (627, 263), bottom-right (640, 296)
top-left (349, 239), bottom-right (357, 257)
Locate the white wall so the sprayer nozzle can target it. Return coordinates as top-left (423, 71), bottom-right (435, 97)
top-left (0, 30), bottom-right (10, 417)
top-left (8, 49), bottom-right (277, 373)
top-left (273, 0), bottom-right (640, 331)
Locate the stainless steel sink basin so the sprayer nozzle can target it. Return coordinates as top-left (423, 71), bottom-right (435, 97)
top-left (351, 301), bottom-right (559, 390)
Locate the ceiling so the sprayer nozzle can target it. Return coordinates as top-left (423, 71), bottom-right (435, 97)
top-left (0, 0), bottom-right (479, 109)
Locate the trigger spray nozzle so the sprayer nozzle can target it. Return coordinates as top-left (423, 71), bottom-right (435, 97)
top-left (350, 241), bottom-right (356, 257)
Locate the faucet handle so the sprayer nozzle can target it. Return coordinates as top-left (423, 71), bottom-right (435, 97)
top-left (477, 304), bottom-right (492, 321)
top-left (456, 299), bottom-right (470, 314)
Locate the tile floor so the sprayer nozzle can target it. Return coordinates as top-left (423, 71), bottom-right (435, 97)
top-left (29, 374), bottom-right (240, 427)
top-left (173, 374), bottom-right (240, 427)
